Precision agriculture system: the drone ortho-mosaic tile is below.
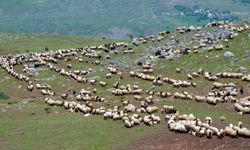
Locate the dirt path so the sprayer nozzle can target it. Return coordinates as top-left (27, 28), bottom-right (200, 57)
top-left (123, 125), bottom-right (250, 150)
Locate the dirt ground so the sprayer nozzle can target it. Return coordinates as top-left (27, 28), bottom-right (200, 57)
top-left (123, 125), bottom-right (250, 150)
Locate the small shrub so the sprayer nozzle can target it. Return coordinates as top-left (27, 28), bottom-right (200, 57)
top-left (0, 91), bottom-right (10, 100)
top-left (44, 107), bottom-right (52, 114)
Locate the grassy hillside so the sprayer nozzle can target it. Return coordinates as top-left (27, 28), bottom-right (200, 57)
top-left (0, 0), bottom-right (249, 38)
top-left (0, 33), bottom-right (116, 54)
top-left (0, 27), bottom-right (250, 150)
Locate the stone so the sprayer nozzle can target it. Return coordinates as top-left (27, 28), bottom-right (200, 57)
top-left (224, 51), bottom-right (234, 58)
top-left (238, 66), bottom-right (247, 73)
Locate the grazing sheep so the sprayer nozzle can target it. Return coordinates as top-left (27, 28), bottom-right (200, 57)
top-left (99, 81), bottom-right (107, 87)
top-left (27, 84), bottom-right (34, 92)
top-left (61, 93), bottom-right (68, 100)
top-left (220, 116), bottom-right (226, 122)
top-left (146, 106), bottom-right (159, 113)
top-left (176, 68), bottom-right (182, 73)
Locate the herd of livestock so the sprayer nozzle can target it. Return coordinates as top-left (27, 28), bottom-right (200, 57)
top-left (0, 21), bottom-right (250, 139)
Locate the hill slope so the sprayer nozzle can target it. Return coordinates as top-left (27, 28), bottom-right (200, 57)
top-left (0, 0), bottom-right (250, 38)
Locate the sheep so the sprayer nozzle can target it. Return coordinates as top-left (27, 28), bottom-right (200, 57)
top-left (212, 82), bottom-right (225, 89)
top-left (220, 72), bottom-right (244, 79)
top-left (124, 104), bottom-right (136, 113)
top-left (162, 105), bottom-right (177, 114)
top-left (195, 95), bottom-right (206, 103)
top-left (45, 98), bottom-right (64, 106)
top-left (143, 114), bottom-right (161, 126)
top-left (107, 65), bottom-right (118, 74)
top-left (27, 84), bottom-right (34, 92)
top-left (146, 106), bottom-right (159, 114)
top-left (89, 79), bottom-right (97, 85)
top-left (61, 93), bottom-right (68, 100)
top-left (224, 126), bottom-right (237, 138)
top-left (99, 81), bottom-right (107, 87)
top-left (157, 91), bottom-right (172, 98)
top-left (75, 104), bottom-right (91, 114)
top-left (215, 44), bottom-right (224, 50)
top-left (103, 111), bottom-right (113, 120)
top-left (187, 74), bottom-right (193, 80)
top-left (41, 89), bottom-right (55, 96)
top-left (106, 73), bottom-right (112, 79)
top-left (176, 68), bottom-right (182, 73)
top-left (205, 117), bottom-right (213, 125)
top-left (234, 102), bottom-right (250, 114)
top-left (134, 95), bottom-right (143, 101)
top-left (168, 122), bottom-right (188, 133)
top-left (242, 75), bottom-right (250, 81)
top-left (206, 129), bottom-right (213, 138)
top-left (220, 116), bottom-right (226, 122)
top-left (67, 64), bottom-right (72, 69)
top-left (124, 119), bottom-right (134, 128)
top-left (76, 76), bottom-right (85, 83)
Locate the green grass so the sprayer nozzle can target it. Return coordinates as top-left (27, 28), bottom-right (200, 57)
top-left (0, 33), bottom-right (116, 54)
top-left (0, 102), bottom-right (162, 150)
top-left (0, 29), bottom-right (250, 149)
top-left (0, 0), bottom-right (249, 37)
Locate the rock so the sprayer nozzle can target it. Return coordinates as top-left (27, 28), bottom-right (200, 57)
top-left (238, 66), bottom-right (247, 73)
top-left (248, 33), bottom-right (250, 39)
top-left (244, 50), bottom-right (250, 56)
top-left (226, 86), bottom-right (236, 93)
top-left (224, 51), bottom-right (234, 58)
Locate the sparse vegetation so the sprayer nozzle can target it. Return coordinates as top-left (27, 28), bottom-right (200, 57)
top-left (0, 91), bottom-right (9, 100)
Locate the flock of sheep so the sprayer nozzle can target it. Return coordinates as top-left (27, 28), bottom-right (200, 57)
top-left (0, 21), bottom-right (250, 139)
